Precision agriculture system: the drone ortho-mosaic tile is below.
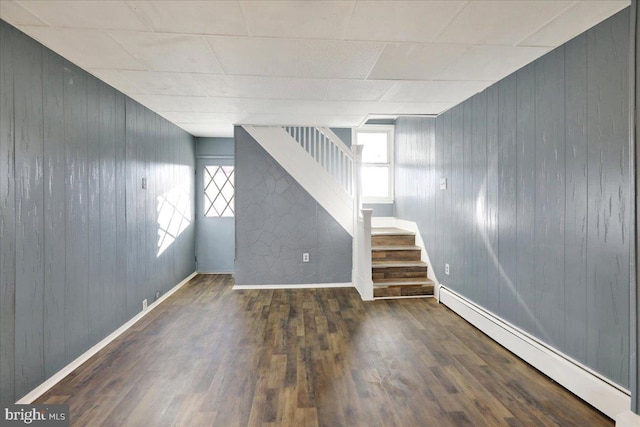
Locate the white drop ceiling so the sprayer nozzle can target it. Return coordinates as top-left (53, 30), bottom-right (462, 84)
top-left (0, 0), bottom-right (630, 137)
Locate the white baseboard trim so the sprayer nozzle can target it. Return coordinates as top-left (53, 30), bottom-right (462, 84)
top-left (16, 271), bottom-right (198, 404)
top-left (617, 411), bottom-right (640, 426)
top-left (233, 282), bottom-right (353, 290)
top-left (439, 286), bottom-right (630, 420)
top-left (374, 295), bottom-right (435, 301)
top-left (197, 271), bottom-right (234, 275)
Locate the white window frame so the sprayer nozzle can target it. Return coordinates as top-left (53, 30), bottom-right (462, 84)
top-left (353, 125), bottom-right (395, 204)
top-left (203, 164), bottom-right (235, 218)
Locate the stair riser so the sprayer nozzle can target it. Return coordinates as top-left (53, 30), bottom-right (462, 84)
top-left (372, 250), bottom-right (421, 261)
top-left (374, 285), bottom-right (434, 298)
top-left (372, 266), bottom-right (428, 280)
top-left (372, 235), bottom-right (415, 246)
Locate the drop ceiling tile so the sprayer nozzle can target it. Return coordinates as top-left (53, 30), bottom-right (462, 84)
top-left (343, 102), bottom-right (404, 115)
top-left (207, 37), bottom-right (297, 76)
top-left (346, 101), bottom-right (452, 116)
top-left (194, 75), bottom-right (328, 100)
top-left (94, 70), bottom-right (207, 96)
top-left (382, 80), bottom-right (492, 103)
top-left (129, 1), bottom-right (247, 36)
top-left (296, 40), bottom-right (385, 79)
top-left (178, 123), bottom-right (234, 137)
top-left (435, 1), bottom-right (574, 46)
top-left (368, 43), bottom-right (470, 80)
top-left (0, 1), bottom-right (47, 26)
top-left (325, 80), bottom-right (395, 101)
top-left (240, 1), bottom-right (354, 39)
top-left (434, 45), bottom-right (551, 81)
top-left (157, 111), bottom-right (231, 124)
top-left (19, 26), bottom-right (146, 70)
top-left (109, 32), bottom-right (222, 74)
top-left (231, 113), bottom-right (365, 127)
top-left (395, 102), bottom-right (455, 115)
top-left (17, 1), bottom-right (149, 31)
top-left (347, 1), bottom-right (465, 43)
top-left (88, 69), bottom-right (145, 94)
top-left (241, 100), bottom-right (349, 116)
top-left (521, 1), bottom-right (630, 47)
top-left (131, 95), bottom-right (246, 113)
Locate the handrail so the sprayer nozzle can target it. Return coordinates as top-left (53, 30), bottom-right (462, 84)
top-left (317, 127), bottom-right (352, 160)
top-left (283, 126), bottom-right (353, 196)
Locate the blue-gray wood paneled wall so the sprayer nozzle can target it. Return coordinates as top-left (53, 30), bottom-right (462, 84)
top-left (632, 0), bottom-right (639, 413)
top-left (0, 20), bottom-right (196, 405)
top-left (234, 126), bottom-right (352, 285)
top-left (395, 9), bottom-right (630, 388)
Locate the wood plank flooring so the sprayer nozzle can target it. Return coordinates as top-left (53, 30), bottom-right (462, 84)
top-left (37, 274), bottom-right (613, 426)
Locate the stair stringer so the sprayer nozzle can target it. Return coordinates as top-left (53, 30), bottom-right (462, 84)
top-left (243, 125), bottom-right (353, 236)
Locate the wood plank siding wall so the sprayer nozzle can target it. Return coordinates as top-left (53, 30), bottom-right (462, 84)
top-left (0, 20), bottom-right (196, 405)
top-left (395, 9), bottom-right (631, 388)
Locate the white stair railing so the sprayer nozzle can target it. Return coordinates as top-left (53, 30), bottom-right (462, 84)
top-left (244, 124), bottom-right (373, 300)
top-left (283, 126), bottom-right (353, 196)
top-left (243, 125), bottom-right (354, 235)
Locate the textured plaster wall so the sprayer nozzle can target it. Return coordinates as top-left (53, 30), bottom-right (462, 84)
top-left (234, 126), bottom-right (352, 285)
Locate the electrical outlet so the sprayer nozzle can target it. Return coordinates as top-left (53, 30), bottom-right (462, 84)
top-left (141, 177), bottom-right (147, 189)
top-left (142, 299), bottom-right (148, 310)
top-left (440, 177), bottom-right (447, 190)
top-left (303, 252), bottom-right (310, 263)
top-left (155, 291), bottom-right (160, 300)
top-left (445, 263), bottom-right (450, 275)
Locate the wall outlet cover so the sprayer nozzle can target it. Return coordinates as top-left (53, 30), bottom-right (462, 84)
top-left (440, 177), bottom-right (447, 190)
top-left (142, 299), bottom-right (148, 310)
top-left (445, 263), bottom-right (450, 275)
top-left (303, 252), bottom-right (310, 263)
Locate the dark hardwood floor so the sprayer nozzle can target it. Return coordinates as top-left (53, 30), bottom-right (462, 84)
top-left (37, 274), bottom-right (613, 426)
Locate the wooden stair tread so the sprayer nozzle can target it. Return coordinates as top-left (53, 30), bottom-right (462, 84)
top-left (373, 278), bottom-right (433, 286)
top-left (373, 282), bottom-right (434, 298)
top-left (371, 227), bottom-right (415, 236)
top-left (372, 260), bottom-right (427, 268)
top-left (370, 226), bottom-right (428, 299)
top-left (371, 245), bottom-right (420, 251)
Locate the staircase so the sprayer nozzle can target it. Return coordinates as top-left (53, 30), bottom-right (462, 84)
top-left (241, 124), bottom-right (435, 301)
top-left (243, 125), bottom-right (354, 235)
top-left (371, 227), bottom-right (434, 298)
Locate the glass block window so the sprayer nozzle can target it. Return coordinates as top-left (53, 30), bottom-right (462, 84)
top-left (204, 165), bottom-right (234, 217)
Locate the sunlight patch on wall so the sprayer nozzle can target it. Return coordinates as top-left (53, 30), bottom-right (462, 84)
top-left (157, 184), bottom-right (191, 257)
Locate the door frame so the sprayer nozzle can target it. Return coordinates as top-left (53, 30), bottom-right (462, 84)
top-left (196, 155), bottom-right (235, 273)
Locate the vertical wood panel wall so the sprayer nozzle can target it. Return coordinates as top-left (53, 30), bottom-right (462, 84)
top-left (0, 20), bottom-right (196, 404)
top-left (395, 10), bottom-right (631, 388)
